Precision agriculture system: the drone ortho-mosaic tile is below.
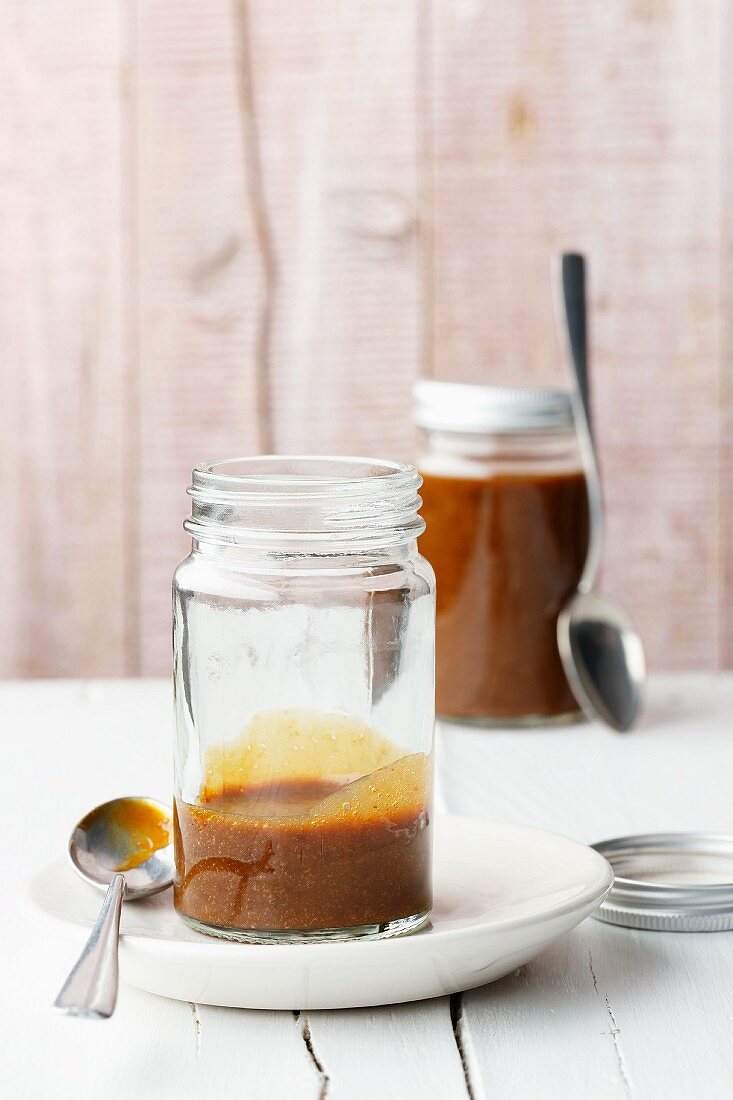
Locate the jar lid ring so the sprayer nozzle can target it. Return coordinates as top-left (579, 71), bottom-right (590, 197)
top-left (592, 832), bottom-right (733, 932)
top-left (413, 380), bottom-right (574, 434)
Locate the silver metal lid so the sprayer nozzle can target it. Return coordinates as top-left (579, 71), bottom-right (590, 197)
top-left (413, 380), bottom-right (574, 434)
top-left (592, 832), bottom-right (733, 932)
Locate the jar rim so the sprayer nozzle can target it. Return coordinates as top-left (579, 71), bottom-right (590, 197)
top-left (191, 455), bottom-right (417, 498)
top-left (186, 455), bottom-right (425, 550)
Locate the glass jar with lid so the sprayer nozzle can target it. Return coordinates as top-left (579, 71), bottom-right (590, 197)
top-left (172, 456), bottom-right (435, 943)
top-left (415, 381), bottom-right (588, 727)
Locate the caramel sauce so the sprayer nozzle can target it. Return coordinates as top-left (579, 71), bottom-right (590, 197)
top-left (419, 467), bottom-right (588, 720)
top-left (79, 798), bottom-right (173, 872)
top-left (174, 754), bottom-right (431, 933)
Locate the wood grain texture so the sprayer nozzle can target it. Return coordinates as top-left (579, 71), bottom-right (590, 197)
top-left (0, 1), bottom-right (729, 676)
top-left (245, 0), bottom-right (421, 460)
top-left (135, 0), bottom-right (422, 673)
top-left (193, 1006), bottom-right (321, 1100)
top-left (0, 679), bottom-right (464, 1100)
top-left (134, 1), bottom-right (264, 673)
top-left (427, 0), bottom-right (723, 668)
top-left (462, 918), bottom-right (733, 1100)
top-left (437, 677), bottom-right (733, 1099)
top-left (4, 676), bottom-right (733, 1097)
top-left (438, 674), bottom-right (733, 840)
top-left (0, 1), bottom-right (130, 675)
top-left (306, 999), bottom-right (469, 1100)
top-left (722, 0), bottom-right (733, 667)
top-left (461, 926), bottom-right (628, 1100)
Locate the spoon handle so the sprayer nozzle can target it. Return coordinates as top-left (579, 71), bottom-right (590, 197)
top-left (554, 252), bottom-right (604, 592)
top-left (53, 873), bottom-right (123, 1019)
top-left (560, 253), bottom-right (592, 436)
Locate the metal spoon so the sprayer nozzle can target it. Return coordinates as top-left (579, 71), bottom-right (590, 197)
top-left (554, 252), bottom-right (646, 731)
top-left (53, 797), bottom-right (174, 1019)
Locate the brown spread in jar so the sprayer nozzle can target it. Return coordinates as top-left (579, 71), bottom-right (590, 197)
top-left (419, 466), bottom-right (588, 721)
top-left (174, 709), bottom-right (431, 934)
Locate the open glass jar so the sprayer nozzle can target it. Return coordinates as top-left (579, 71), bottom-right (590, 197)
top-left (415, 382), bottom-right (588, 727)
top-left (172, 456), bottom-right (435, 943)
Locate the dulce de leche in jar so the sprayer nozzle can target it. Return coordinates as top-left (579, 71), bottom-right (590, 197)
top-left (415, 382), bottom-right (588, 726)
top-left (173, 456), bottom-right (435, 943)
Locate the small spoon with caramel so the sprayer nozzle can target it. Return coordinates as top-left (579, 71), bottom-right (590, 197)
top-left (53, 797), bottom-right (174, 1019)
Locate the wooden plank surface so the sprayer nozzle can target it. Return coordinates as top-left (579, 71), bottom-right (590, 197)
top-left (0, 1), bottom-right (130, 676)
top-left (437, 674), bottom-right (733, 840)
top-left (722, 0), bottom-right (733, 668)
top-left (135, 0), bottom-right (421, 675)
top-left (306, 999), bottom-right (469, 1100)
top-left (426, 0), bottom-right (723, 669)
top-left (134, 0), bottom-right (264, 674)
top-left (0, 1), bottom-right (729, 677)
top-left (460, 925), bottom-right (626, 1100)
top-left (246, 0), bottom-right (421, 461)
top-left (462, 918), bottom-right (733, 1100)
top-left (0, 679), bottom-right (465, 1100)
top-left (4, 676), bottom-right (733, 1098)
top-left (439, 673), bottom-right (733, 1099)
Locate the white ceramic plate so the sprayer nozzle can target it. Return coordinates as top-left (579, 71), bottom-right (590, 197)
top-left (22, 816), bottom-right (612, 1011)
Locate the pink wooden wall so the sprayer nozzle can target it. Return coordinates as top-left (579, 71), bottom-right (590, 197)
top-left (2, 1), bottom-right (730, 677)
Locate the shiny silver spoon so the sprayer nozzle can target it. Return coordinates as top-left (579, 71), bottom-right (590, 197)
top-left (53, 797), bottom-right (174, 1019)
top-left (554, 252), bottom-right (646, 731)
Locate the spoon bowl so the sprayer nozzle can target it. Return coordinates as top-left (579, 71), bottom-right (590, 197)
top-left (558, 590), bottom-right (646, 731)
top-left (69, 796), bottom-right (175, 900)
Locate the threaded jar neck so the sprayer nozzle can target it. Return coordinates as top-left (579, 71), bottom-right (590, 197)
top-left (185, 456), bottom-right (425, 552)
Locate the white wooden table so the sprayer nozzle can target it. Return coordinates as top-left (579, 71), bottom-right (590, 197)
top-left (4, 676), bottom-right (733, 1100)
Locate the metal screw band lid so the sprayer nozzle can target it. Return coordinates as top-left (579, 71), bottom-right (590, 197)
top-left (413, 380), bottom-right (574, 434)
top-left (592, 832), bottom-right (733, 932)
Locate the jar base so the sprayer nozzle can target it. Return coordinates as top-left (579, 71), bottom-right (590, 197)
top-left (176, 909), bottom-right (431, 944)
top-left (437, 708), bottom-right (586, 729)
